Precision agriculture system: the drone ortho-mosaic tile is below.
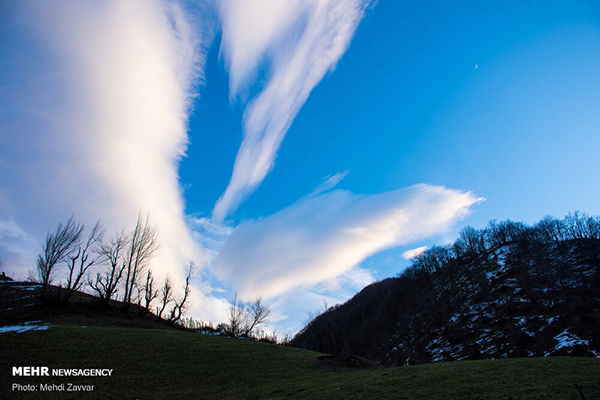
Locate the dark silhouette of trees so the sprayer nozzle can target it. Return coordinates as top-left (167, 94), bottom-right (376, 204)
top-left (292, 211), bottom-right (600, 365)
top-left (158, 276), bottom-right (174, 319)
top-left (89, 230), bottom-right (128, 302)
top-left (413, 245), bottom-right (452, 275)
top-left (222, 291), bottom-right (271, 337)
top-left (62, 221), bottom-right (104, 302)
top-left (486, 220), bottom-right (528, 248)
top-left (454, 226), bottom-right (486, 259)
top-left (242, 297), bottom-right (271, 336)
top-left (36, 216), bottom-right (83, 288)
top-left (564, 211), bottom-right (600, 239)
top-left (31, 213), bottom-right (199, 327)
top-left (142, 270), bottom-right (159, 312)
top-left (225, 292), bottom-right (245, 337)
top-left (123, 214), bottom-right (159, 305)
top-left (169, 264), bottom-right (192, 323)
top-left (535, 216), bottom-right (567, 244)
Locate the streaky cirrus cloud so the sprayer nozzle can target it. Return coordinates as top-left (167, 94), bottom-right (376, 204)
top-left (214, 184), bottom-right (483, 300)
top-left (309, 171), bottom-right (351, 197)
top-left (0, 0), bottom-right (210, 289)
top-left (212, 0), bottom-right (372, 221)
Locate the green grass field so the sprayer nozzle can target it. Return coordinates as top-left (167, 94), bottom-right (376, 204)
top-left (1, 324), bottom-right (599, 399)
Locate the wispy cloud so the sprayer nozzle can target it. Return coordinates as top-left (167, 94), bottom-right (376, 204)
top-left (402, 246), bottom-right (428, 260)
top-left (214, 184), bottom-right (483, 300)
top-left (212, 0), bottom-right (371, 221)
top-left (189, 216), bottom-right (233, 266)
top-left (309, 171), bottom-right (350, 197)
top-left (0, 0), bottom-right (210, 286)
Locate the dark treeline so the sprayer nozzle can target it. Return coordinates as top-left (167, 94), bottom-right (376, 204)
top-left (292, 212), bottom-right (600, 365)
top-left (33, 214), bottom-right (192, 325)
top-left (7, 213), bottom-right (273, 337)
top-left (410, 212), bottom-right (600, 277)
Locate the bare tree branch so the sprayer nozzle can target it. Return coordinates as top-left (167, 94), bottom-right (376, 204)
top-left (242, 297), bottom-right (271, 337)
top-left (223, 291), bottom-right (271, 337)
top-left (158, 276), bottom-right (174, 319)
top-left (142, 270), bottom-right (159, 312)
top-left (62, 221), bottom-right (104, 302)
top-left (226, 291), bottom-right (245, 337)
top-left (123, 213), bottom-right (159, 305)
top-left (36, 216), bottom-right (83, 288)
top-left (89, 229), bottom-right (128, 303)
top-left (169, 264), bottom-right (193, 323)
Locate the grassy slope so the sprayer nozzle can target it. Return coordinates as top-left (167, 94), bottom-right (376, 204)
top-left (1, 325), bottom-right (599, 399)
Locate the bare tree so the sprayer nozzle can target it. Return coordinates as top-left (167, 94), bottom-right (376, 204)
top-left (36, 216), bottom-right (83, 288)
top-left (224, 291), bottom-right (271, 337)
top-left (89, 230), bottom-right (128, 303)
top-left (564, 211), bottom-right (600, 240)
top-left (169, 264), bottom-right (193, 323)
top-left (535, 216), bottom-right (566, 245)
top-left (242, 297), bottom-right (271, 337)
top-left (157, 276), bottom-right (174, 319)
top-left (226, 291), bottom-right (245, 337)
top-left (62, 221), bottom-right (104, 302)
top-left (123, 214), bottom-right (159, 305)
top-left (454, 226), bottom-right (487, 259)
top-left (142, 270), bottom-right (159, 312)
top-left (413, 246), bottom-right (452, 275)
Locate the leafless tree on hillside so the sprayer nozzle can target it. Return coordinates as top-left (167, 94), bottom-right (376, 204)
top-left (158, 276), bottom-right (174, 319)
top-left (564, 211), bottom-right (600, 240)
top-left (142, 270), bottom-right (159, 312)
top-left (169, 264), bottom-right (193, 323)
top-left (122, 214), bottom-right (159, 305)
top-left (535, 216), bottom-right (567, 245)
top-left (36, 216), bottom-right (83, 288)
top-left (227, 291), bottom-right (245, 337)
top-left (242, 297), bottom-right (271, 337)
top-left (62, 221), bottom-right (104, 302)
top-left (224, 291), bottom-right (271, 337)
top-left (89, 230), bottom-right (128, 302)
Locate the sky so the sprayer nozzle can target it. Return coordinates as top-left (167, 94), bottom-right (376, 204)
top-left (1, 0), bottom-right (599, 333)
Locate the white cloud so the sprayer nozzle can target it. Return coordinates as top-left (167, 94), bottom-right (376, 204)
top-left (214, 184), bottom-right (483, 300)
top-left (402, 246), bottom-right (428, 260)
top-left (0, 0), bottom-right (210, 287)
top-left (217, 0), bottom-right (306, 97)
top-left (310, 171), bottom-right (350, 197)
top-left (188, 289), bottom-right (231, 327)
top-left (0, 1), bottom-right (485, 335)
top-left (188, 216), bottom-right (233, 267)
top-left (212, 0), bottom-right (371, 221)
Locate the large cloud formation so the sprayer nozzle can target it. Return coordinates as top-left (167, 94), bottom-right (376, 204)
top-left (215, 184), bottom-right (483, 300)
top-left (1, 1), bottom-right (484, 332)
top-left (212, 0), bottom-right (371, 221)
top-left (0, 0), bottom-right (206, 285)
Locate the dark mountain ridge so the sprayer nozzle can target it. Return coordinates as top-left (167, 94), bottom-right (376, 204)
top-left (291, 213), bottom-right (600, 365)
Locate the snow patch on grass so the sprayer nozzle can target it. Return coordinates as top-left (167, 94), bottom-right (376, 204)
top-left (0, 321), bottom-right (50, 334)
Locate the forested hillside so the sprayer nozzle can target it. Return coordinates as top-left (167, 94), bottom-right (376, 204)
top-left (292, 213), bottom-right (600, 366)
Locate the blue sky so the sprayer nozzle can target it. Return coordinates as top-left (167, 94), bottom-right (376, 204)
top-left (1, 0), bottom-right (599, 332)
top-left (182, 0), bottom-right (600, 280)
